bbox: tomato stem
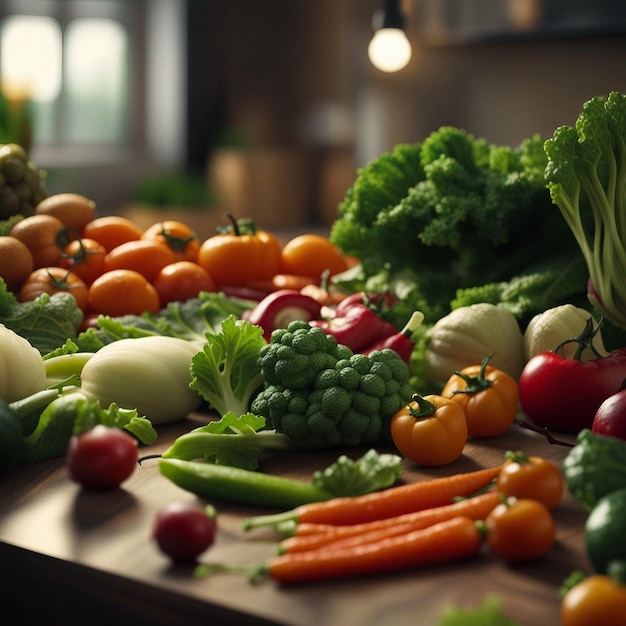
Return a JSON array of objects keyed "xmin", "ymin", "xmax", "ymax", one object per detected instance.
[
  {"xmin": 449, "ymin": 354, "xmax": 494, "ymax": 395},
  {"xmin": 554, "ymin": 316, "xmax": 606, "ymax": 360},
  {"xmin": 407, "ymin": 393, "xmax": 437, "ymax": 418}
]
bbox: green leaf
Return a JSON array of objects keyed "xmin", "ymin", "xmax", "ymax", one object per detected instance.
[
  {"xmin": 190, "ymin": 316, "xmax": 265, "ymax": 418},
  {"xmin": 438, "ymin": 594, "xmax": 524, "ymax": 626},
  {"xmin": 312, "ymin": 448, "xmax": 402, "ymax": 497}
]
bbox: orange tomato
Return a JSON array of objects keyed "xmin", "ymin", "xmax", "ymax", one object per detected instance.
[
  {"xmin": 197, "ymin": 219, "xmax": 281, "ymax": 286},
  {"xmin": 0, "ymin": 236, "xmax": 34, "ymax": 292},
  {"xmin": 390, "ymin": 394, "xmax": 468, "ymax": 466},
  {"xmin": 81, "ymin": 216, "xmax": 144, "ymax": 252},
  {"xmin": 10, "ymin": 214, "xmax": 65, "ymax": 268},
  {"xmin": 88, "ymin": 269, "xmax": 160, "ymax": 316},
  {"xmin": 142, "ymin": 220, "xmax": 200, "ymax": 262},
  {"xmin": 18, "ymin": 266, "xmax": 90, "ymax": 313},
  {"xmin": 104, "ymin": 239, "xmax": 176, "ymax": 282},
  {"xmin": 152, "ymin": 261, "xmax": 216, "ymax": 307},
  {"xmin": 59, "ymin": 237, "xmax": 107, "ymax": 285},
  {"xmin": 441, "ymin": 356, "xmax": 519, "ymax": 437},
  {"xmin": 561, "ymin": 573, "xmax": 626, "ymax": 626},
  {"xmin": 279, "ymin": 234, "xmax": 347, "ymax": 279},
  {"xmin": 485, "ymin": 498, "xmax": 555, "ymax": 562},
  {"xmin": 497, "ymin": 451, "xmax": 564, "ymax": 510}
]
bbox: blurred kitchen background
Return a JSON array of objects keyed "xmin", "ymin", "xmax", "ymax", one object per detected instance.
[{"xmin": 1, "ymin": 0, "xmax": 625, "ymax": 236}]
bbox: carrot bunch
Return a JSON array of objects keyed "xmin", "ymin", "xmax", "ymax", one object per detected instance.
[{"xmin": 240, "ymin": 465, "xmax": 503, "ymax": 585}]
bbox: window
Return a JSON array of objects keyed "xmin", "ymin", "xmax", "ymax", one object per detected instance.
[{"xmin": 0, "ymin": 0, "xmax": 136, "ymax": 164}]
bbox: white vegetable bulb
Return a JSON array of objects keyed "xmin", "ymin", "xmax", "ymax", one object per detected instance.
[
  {"xmin": 0, "ymin": 323, "xmax": 48, "ymax": 403},
  {"xmin": 80, "ymin": 336, "xmax": 203, "ymax": 424}
]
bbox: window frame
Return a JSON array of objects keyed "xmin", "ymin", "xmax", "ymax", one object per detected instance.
[{"xmin": 0, "ymin": 0, "xmax": 149, "ymax": 168}]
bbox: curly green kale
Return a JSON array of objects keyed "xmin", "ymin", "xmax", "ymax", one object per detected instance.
[
  {"xmin": 330, "ymin": 126, "xmax": 583, "ymax": 321},
  {"xmin": 251, "ymin": 321, "xmax": 413, "ymax": 449},
  {"xmin": 544, "ymin": 90, "xmax": 626, "ymax": 329}
]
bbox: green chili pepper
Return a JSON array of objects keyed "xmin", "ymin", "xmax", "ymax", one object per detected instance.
[{"xmin": 159, "ymin": 458, "xmax": 334, "ymax": 509}]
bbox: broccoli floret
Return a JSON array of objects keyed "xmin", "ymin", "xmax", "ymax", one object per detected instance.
[
  {"xmin": 251, "ymin": 324, "xmax": 414, "ymax": 450},
  {"xmin": 544, "ymin": 90, "xmax": 626, "ymax": 329}
]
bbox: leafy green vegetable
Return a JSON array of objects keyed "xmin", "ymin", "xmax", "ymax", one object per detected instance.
[
  {"xmin": 0, "ymin": 278, "xmax": 83, "ymax": 354},
  {"xmin": 562, "ymin": 428, "xmax": 626, "ymax": 510},
  {"xmin": 77, "ymin": 291, "xmax": 256, "ymax": 351},
  {"xmin": 311, "ymin": 447, "xmax": 402, "ymax": 497},
  {"xmin": 438, "ymin": 595, "xmax": 524, "ymax": 626},
  {"xmin": 20, "ymin": 391, "xmax": 157, "ymax": 464},
  {"xmin": 190, "ymin": 316, "xmax": 266, "ymax": 418},
  {"xmin": 544, "ymin": 90, "xmax": 626, "ymax": 329},
  {"xmin": 451, "ymin": 254, "xmax": 590, "ymax": 323},
  {"xmin": 330, "ymin": 126, "xmax": 584, "ymax": 324}
]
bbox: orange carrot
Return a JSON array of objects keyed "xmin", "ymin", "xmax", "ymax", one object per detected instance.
[
  {"xmin": 266, "ymin": 516, "xmax": 483, "ymax": 585},
  {"xmin": 279, "ymin": 490, "xmax": 500, "ymax": 554},
  {"xmin": 241, "ymin": 465, "xmax": 502, "ymax": 532}
]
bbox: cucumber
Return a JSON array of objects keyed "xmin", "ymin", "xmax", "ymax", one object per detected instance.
[
  {"xmin": 585, "ymin": 486, "xmax": 626, "ymax": 574},
  {"xmin": 0, "ymin": 398, "xmax": 24, "ymax": 474}
]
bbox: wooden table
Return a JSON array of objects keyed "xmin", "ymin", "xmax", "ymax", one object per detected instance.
[{"xmin": 0, "ymin": 414, "xmax": 589, "ymax": 626}]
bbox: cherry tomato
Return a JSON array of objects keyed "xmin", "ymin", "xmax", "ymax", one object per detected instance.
[
  {"xmin": 152, "ymin": 502, "xmax": 217, "ymax": 563},
  {"xmin": 10, "ymin": 213, "xmax": 65, "ymax": 268},
  {"xmin": 485, "ymin": 497, "xmax": 555, "ymax": 562},
  {"xmin": 81, "ymin": 215, "xmax": 144, "ymax": 252},
  {"xmin": 142, "ymin": 220, "xmax": 200, "ymax": 262},
  {"xmin": 66, "ymin": 425, "xmax": 138, "ymax": 490},
  {"xmin": 441, "ymin": 356, "xmax": 518, "ymax": 437},
  {"xmin": 18, "ymin": 266, "xmax": 90, "ymax": 313},
  {"xmin": 152, "ymin": 261, "xmax": 216, "ymax": 307},
  {"xmin": 59, "ymin": 237, "xmax": 107, "ymax": 285},
  {"xmin": 89, "ymin": 269, "xmax": 160, "ymax": 316},
  {"xmin": 279, "ymin": 234, "xmax": 347, "ymax": 278},
  {"xmin": 561, "ymin": 572, "xmax": 626, "ymax": 626},
  {"xmin": 390, "ymin": 393, "xmax": 468, "ymax": 466},
  {"xmin": 105, "ymin": 239, "xmax": 176, "ymax": 282},
  {"xmin": 497, "ymin": 451, "xmax": 564, "ymax": 509},
  {"xmin": 197, "ymin": 218, "xmax": 281, "ymax": 286}
]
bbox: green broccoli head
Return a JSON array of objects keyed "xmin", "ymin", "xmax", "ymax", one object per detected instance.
[{"xmin": 252, "ymin": 336, "xmax": 413, "ymax": 449}]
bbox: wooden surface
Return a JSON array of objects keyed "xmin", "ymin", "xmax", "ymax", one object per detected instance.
[{"xmin": 0, "ymin": 413, "xmax": 589, "ymax": 626}]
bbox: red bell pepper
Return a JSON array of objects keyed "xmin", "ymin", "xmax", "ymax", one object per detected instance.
[
  {"xmin": 334, "ymin": 290, "xmax": 397, "ymax": 317},
  {"xmin": 309, "ymin": 302, "xmax": 395, "ymax": 352},
  {"xmin": 363, "ymin": 311, "xmax": 424, "ymax": 364},
  {"xmin": 519, "ymin": 318, "xmax": 626, "ymax": 433},
  {"xmin": 246, "ymin": 289, "xmax": 322, "ymax": 341}
]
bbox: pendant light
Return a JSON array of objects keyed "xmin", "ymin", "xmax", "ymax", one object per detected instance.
[{"xmin": 368, "ymin": 0, "xmax": 412, "ymax": 73}]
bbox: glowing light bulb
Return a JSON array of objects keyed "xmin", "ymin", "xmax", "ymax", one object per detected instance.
[{"xmin": 368, "ymin": 27, "xmax": 412, "ymax": 72}]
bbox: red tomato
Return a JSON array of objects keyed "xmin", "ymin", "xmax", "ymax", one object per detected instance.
[
  {"xmin": 152, "ymin": 502, "xmax": 217, "ymax": 563},
  {"xmin": 152, "ymin": 261, "xmax": 216, "ymax": 307},
  {"xmin": 519, "ymin": 349, "xmax": 626, "ymax": 433},
  {"xmin": 66, "ymin": 425, "xmax": 138, "ymax": 490}
]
